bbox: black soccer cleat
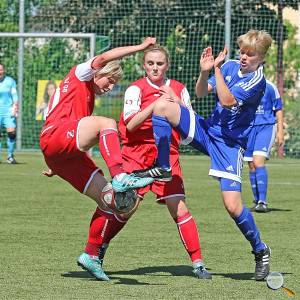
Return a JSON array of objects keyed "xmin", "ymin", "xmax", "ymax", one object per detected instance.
[
  {"xmin": 134, "ymin": 166, "xmax": 172, "ymax": 182},
  {"xmin": 253, "ymin": 245, "xmax": 271, "ymax": 281}
]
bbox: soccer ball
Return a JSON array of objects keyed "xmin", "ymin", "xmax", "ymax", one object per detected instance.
[{"xmin": 101, "ymin": 183, "xmax": 138, "ymax": 214}]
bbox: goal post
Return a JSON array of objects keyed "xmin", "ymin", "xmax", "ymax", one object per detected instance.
[{"xmin": 0, "ymin": 32, "xmax": 96, "ymax": 151}]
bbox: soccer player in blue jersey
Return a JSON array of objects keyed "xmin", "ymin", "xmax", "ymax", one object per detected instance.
[
  {"xmin": 244, "ymin": 80, "xmax": 284, "ymax": 213},
  {"xmin": 136, "ymin": 30, "xmax": 273, "ymax": 281},
  {"xmin": 0, "ymin": 63, "xmax": 18, "ymax": 164}
]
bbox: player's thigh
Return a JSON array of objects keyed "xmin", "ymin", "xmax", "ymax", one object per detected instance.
[
  {"xmin": 3, "ymin": 116, "xmax": 16, "ymax": 131},
  {"xmin": 177, "ymin": 106, "xmax": 210, "ymax": 154},
  {"xmin": 77, "ymin": 116, "xmax": 117, "ymax": 151},
  {"xmin": 41, "ymin": 120, "xmax": 80, "ymax": 158},
  {"xmin": 209, "ymin": 141, "xmax": 244, "ymax": 183}
]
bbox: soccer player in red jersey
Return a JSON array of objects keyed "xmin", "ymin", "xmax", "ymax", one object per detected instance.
[
  {"xmin": 40, "ymin": 38, "xmax": 156, "ymax": 280},
  {"xmin": 82, "ymin": 44, "xmax": 211, "ymax": 280}
]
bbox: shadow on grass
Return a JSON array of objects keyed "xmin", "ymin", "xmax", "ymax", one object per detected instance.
[
  {"xmin": 62, "ymin": 265, "xmax": 199, "ymax": 285},
  {"xmin": 249, "ymin": 207, "xmax": 292, "ymax": 212},
  {"xmin": 215, "ymin": 271, "xmax": 293, "ymax": 281}
]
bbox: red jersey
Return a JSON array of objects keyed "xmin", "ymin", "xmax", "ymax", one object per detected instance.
[
  {"xmin": 44, "ymin": 58, "xmax": 98, "ymax": 127},
  {"xmin": 119, "ymin": 77, "xmax": 192, "ymax": 149}
]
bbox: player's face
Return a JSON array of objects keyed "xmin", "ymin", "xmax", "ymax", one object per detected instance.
[
  {"xmin": 143, "ymin": 51, "xmax": 169, "ymax": 85},
  {"xmin": 239, "ymin": 48, "xmax": 264, "ymax": 74},
  {"xmin": 93, "ymin": 75, "xmax": 117, "ymax": 95},
  {"xmin": 0, "ymin": 65, "xmax": 5, "ymax": 80}
]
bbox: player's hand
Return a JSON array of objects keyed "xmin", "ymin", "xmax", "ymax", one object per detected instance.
[
  {"xmin": 11, "ymin": 103, "xmax": 18, "ymax": 117},
  {"xmin": 42, "ymin": 169, "xmax": 56, "ymax": 177},
  {"xmin": 141, "ymin": 37, "xmax": 156, "ymax": 49},
  {"xmin": 214, "ymin": 46, "xmax": 227, "ymax": 69},
  {"xmin": 200, "ymin": 46, "xmax": 214, "ymax": 72},
  {"xmin": 159, "ymin": 85, "xmax": 180, "ymax": 103}
]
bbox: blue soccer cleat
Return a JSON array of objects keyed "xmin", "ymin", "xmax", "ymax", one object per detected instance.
[
  {"xmin": 112, "ymin": 173, "xmax": 154, "ymax": 193},
  {"xmin": 77, "ymin": 253, "xmax": 109, "ymax": 281}
]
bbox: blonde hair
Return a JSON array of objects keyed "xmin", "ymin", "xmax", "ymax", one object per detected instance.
[
  {"xmin": 143, "ymin": 44, "xmax": 170, "ymax": 64},
  {"xmin": 237, "ymin": 30, "xmax": 273, "ymax": 57},
  {"xmin": 95, "ymin": 60, "xmax": 123, "ymax": 81}
]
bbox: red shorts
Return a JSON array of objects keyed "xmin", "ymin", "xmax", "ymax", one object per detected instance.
[
  {"xmin": 122, "ymin": 143, "xmax": 185, "ymax": 203},
  {"xmin": 40, "ymin": 120, "xmax": 103, "ymax": 193}
]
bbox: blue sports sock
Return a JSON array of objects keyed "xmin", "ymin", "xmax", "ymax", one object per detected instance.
[
  {"xmin": 249, "ymin": 171, "xmax": 258, "ymax": 202},
  {"xmin": 256, "ymin": 166, "xmax": 268, "ymax": 204},
  {"xmin": 152, "ymin": 115, "xmax": 171, "ymax": 169},
  {"xmin": 7, "ymin": 135, "xmax": 16, "ymax": 158},
  {"xmin": 233, "ymin": 206, "xmax": 265, "ymax": 252}
]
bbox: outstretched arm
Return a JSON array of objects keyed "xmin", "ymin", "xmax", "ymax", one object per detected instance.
[
  {"xmin": 195, "ymin": 46, "xmax": 214, "ymax": 97},
  {"xmin": 91, "ymin": 37, "xmax": 156, "ymax": 69}
]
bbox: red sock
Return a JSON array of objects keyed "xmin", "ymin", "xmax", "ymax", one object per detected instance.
[
  {"xmin": 84, "ymin": 207, "xmax": 127, "ymax": 256},
  {"xmin": 174, "ymin": 212, "xmax": 202, "ymax": 263},
  {"xmin": 99, "ymin": 128, "xmax": 124, "ymax": 177}
]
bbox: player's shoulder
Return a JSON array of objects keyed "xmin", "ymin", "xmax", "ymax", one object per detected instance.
[
  {"xmin": 5, "ymin": 76, "xmax": 16, "ymax": 83},
  {"xmin": 127, "ymin": 77, "xmax": 146, "ymax": 89},
  {"xmin": 266, "ymin": 79, "xmax": 277, "ymax": 90},
  {"xmin": 169, "ymin": 78, "xmax": 185, "ymax": 89},
  {"xmin": 223, "ymin": 59, "xmax": 240, "ymax": 68},
  {"xmin": 265, "ymin": 79, "xmax": 280, "ymax": 97}
]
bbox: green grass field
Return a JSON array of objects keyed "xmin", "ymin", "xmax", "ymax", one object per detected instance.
[{"xmin": 0, "ymin": 152, "xmax": 299, "ymax": 300}]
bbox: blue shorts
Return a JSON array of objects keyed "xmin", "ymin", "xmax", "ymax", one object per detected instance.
[
  {"xmin": 178, "ymin": 106, "xmax": 244, "ymax": 188},
  {"xmin": 0, "ymin": 115, "xmax": 16, "ymax": 129},
  {"xmin": 244, "ymin": 124, "xmax": 276, "ymax": 161}
]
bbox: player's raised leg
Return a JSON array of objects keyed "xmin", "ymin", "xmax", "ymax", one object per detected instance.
[{"xmin": 78, "ymin": 116, "xmax": 154, "ymax": 192}]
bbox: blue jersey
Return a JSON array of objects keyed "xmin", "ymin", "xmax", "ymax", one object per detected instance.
[
  {"xmin": 207, "ymin": 60, "xmax": 266, "ymax": 149},
  {"xmin": 0, "ymin": 76, "xmax": 18, "ymax": 116},
  {"xmin": 253, "ymin": 80, "xmax": 282, "ymax": 126}
]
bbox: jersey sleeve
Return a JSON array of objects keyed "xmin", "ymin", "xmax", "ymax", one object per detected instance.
[
  {"xmin": 123, "ymin": 85, "xmax": 141, "ymax": 122},
  {"xmin": 11, "ymin": 79, "xmax": 18, "ymax": 103},
  {"xmin": 269, "ymin": 82, "xmax": 283, "ymax": 111},
  {"xmin": 75, "ymin": 57, "xmax": 98, "ymax": 81},
  {"xmin": 230, "ymin": 67, "xmax": 265, "ymax": 106},
  {"xmin": 207, "ymin": 60, "xmax": 232, "ymax": 90},
  {"xmin": 181, "ymin": 87, "xmax": 193, "ymax": 110}
]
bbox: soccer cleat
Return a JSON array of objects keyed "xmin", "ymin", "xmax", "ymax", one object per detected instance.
[
  {"xmin": 254, "ymin": 202, "xmax": 270, "ymax": 213},
  {"xmin": 112, "ymin": 173, "xmax": 154, "ymax": 193},
  {"xmin": 7, "ymin": 156, "xmax": 17, "ymax": 164},
  {"xmin": 77, "ymin": 253, "xmax": 109, "ymax": 281},
  {"xmin": 252, "ymin": 245, "xmax": 271, "ymax": 281},
  {"xmin": 134, "ymin": 166, "xmax": 172, "ymax": 182},
  {"xmin": 193, "ymin": 262, "xmax": 212, "ymax": 279}
]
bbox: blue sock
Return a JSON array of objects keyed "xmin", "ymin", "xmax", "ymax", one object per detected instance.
[
  {"xmin": 233, "ymin": 206, "xmax": 265, "ymax": 252},
  {"xmin": 7, "ymin": 135, "xmax": 16, "ymax": 158},
  {"xmin": 249, "ymin": 171, "xmax": 258, "ymax": 202},
  {"xmin": 256, "ymin": 166, "xmax": 268, "ymax": 204},
  {"xmin": 152, "ymin": 115, "xmax": 171, "ymax": 169}
]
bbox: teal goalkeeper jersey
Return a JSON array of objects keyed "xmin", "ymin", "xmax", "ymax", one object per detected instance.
[{"xmin": 0, "ymin": 76, "xmax": 18, "ymax": 116}]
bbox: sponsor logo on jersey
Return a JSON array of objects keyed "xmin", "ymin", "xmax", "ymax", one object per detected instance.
[
  {"xmin": 66, "ymin": 129, "xmax": 75, "ymax": 139},
  {"xmin": 262, "ymin": 147, "xmax": 267, "ymax": 151}
]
